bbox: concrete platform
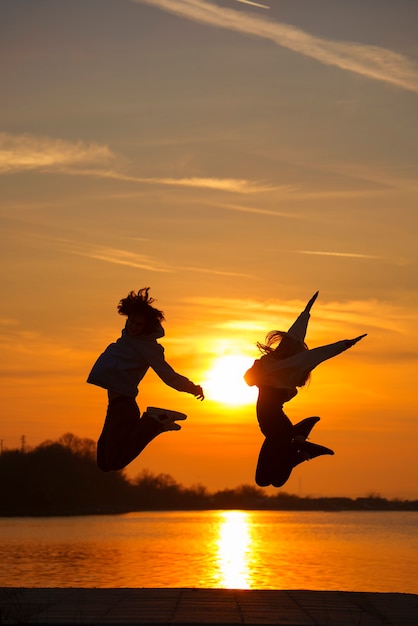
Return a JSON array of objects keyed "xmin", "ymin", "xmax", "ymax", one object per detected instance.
[{"xmin": 1, "ymin": 588, "xmax": 417, "ymax": 625}]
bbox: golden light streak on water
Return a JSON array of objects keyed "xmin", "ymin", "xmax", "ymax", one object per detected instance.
[{"xmin": 216, "ymin": 510, "xmax": 252, "ymax": 589}]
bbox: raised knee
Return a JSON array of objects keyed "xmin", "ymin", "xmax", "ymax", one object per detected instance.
[{"xmin": 255, "ymin": 474, "xmax": 271, "ymax": 487}]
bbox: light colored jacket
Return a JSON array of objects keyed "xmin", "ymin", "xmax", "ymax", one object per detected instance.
[
  {"xmin": 87, "ymin": 323, "xmax": 197, "ymax": 398},
  {"xmin": 244, "ymin": 339, "xmax": 354, "ymax": 393},
  {"xmin": 244, "ymin": 292, "xmax": 358, "ymax": 396}
]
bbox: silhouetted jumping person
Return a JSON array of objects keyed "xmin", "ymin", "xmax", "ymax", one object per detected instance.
[
  {"xmin": 244, "ymin": 292, "xmax": 366, "ymax": 487},
  {"xmin": 87, "ymin": 288, "xmax": 204, "ymax": 471}
]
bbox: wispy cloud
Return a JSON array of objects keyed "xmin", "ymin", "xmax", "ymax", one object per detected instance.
[
  {"xmin": 61, "ymin": 167, "xmax": 275, "ymax": 193},
  {"xmin": 34, "ymin": 236, "xmax": 253, "ymax": 278},
  {"xmin": 141, "ymin": 176, "xmax": 274, "ymax": 193},
  {"xmin": 296, "ymin": 250, "xmax": 381, "ymax": 260},
  {"xmin": 215, "ymin": 201, "xmax": 305, "ymax": 219},
  {"xmin": 294, "ymin": 158, "xmax": 418, "ymax": 195},
  {"xmin": 184, "ymin": 294, "xmax": 418, "ymax": 342},
  {"xmin": 175, "ymin": 264, "xmax": 252, "ymax": 277},
  {"xmin": 54, "ymin": 239, "xmax": 174, "ymax": 273},
  {"xmin": 0, "ymin": 132, "xmax": 114, "ymax": 173},
  {"xmin": 0, "ymin": 318, "xmax": 19, "ymax": 328},
  {"xmin": 295, "ymin": 249, "xmax": 411, "ymax": 267},
  {"xmin": 0, "ymin": 132, "xmax": 270, "ymax": 193},
  {"xmin": 134, "ymin": 0, "xmax": 418, "ymax": 93},
  {"xmin": 233, "ymin": 0, "xmax": 269, "ymax": 9},
  {"xmin": 0, "ymin": 325, "xmax": 91, "ymax": 376}
]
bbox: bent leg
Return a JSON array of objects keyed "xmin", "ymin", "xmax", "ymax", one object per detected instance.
[
  {"xmin": 256, "ymin": 386, "xmax": 294, "ymax": 438},
  {"xmin": 255, "ymin": 437, "xmax": 295, "ymax": 487},
  {"xmin": 255, "ymin": 386, "xmax": 296, "ymax": 487},
  {"xmin": 97, "ymin": 397, "xmax": 163, "ymax": 472}
]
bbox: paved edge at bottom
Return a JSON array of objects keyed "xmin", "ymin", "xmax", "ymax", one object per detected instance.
[{"xmin": 0, "ymin": 588, "xmax": 417, "ymax": 626}]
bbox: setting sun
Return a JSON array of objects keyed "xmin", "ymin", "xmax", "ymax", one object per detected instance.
[{"xmin": 203, "ymin": 355, "xmax": 258, "ymax": 406}]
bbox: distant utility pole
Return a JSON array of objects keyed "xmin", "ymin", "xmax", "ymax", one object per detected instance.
[{"xmin": 21, "ymin": 435, "xmax": 26, "ymax": 452}]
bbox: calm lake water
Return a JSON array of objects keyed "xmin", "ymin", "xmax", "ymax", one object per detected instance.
[{"xmin": 0, "ymin": 510, "xmax": 417, "ymax": 593}]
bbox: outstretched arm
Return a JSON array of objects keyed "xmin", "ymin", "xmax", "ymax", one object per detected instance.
[
  {"xmin": 142, "ymin": 342, "xmax": 205, "ymax": 399},
  {"xmin": 261, "ymin": 334, "xmax": 368, "ymax": 380},
  {"xmin": 304, "ymin": 334, "xmax": 367, "ymax": 370},
  {"xmin": 345, "ymin": 334, "xmax": 367, "ymax": 348},
  {"xmin": 304, "ymin": 291, "xmax": 319, "ymax": 314},
  {"xmin": 287, "ymin": 291, "xmax": 319, "ymax": 342}
]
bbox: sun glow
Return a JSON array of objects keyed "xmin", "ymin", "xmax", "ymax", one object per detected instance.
[{"xmin": 203, "ymin": 355, "xmax": 258, "ymax": 406}]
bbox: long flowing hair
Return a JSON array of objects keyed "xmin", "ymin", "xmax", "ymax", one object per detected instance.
[{"xmin": 257, "ymin": 330, "xmax": 311, "ymax": 386}]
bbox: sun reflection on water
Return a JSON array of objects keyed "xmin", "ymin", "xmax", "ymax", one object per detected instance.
[
  {"xmin": 216, "ymin": 510, "xmax": 252, "ymax": 589},
  {"xmin": 0, "ymin": 512, "xmax": 417, "ymax": 591}
]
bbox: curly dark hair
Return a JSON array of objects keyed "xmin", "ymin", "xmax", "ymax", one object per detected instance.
[{"xmin": 117, "ymin": 288, "xmax": 165, "ymax": 332}]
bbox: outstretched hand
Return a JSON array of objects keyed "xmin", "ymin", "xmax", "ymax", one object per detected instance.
[
  {"xmin": 346, "ymin": 334, "xmax": 367, "ymax": 347},
  {"xmin": 304, "ymin": 291, "xmax": 319, "ymax": 313},
  {"xmin": 193, "ymin": 385, "xmax": 205, "ymax": 401}
]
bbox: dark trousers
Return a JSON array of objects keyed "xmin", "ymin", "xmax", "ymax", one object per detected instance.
[
  {"xmin": 255, "ymin": 386, "xmax": 303, "ymax": 488},
  {"xmin": 97, "ymin": 397, "xmax": 163, "ymax": 472}
]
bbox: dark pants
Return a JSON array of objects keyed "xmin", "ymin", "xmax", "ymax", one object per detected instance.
[
  {"xmin": 255, "ymin": 386, "xmax": 303, "ymax": 488},
  {"xmin": 97, "ymin": 397, "xmax": 163, "ymax": 472}
]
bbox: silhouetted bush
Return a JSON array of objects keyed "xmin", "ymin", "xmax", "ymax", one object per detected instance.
[
  {"xmin": 0, "ymin": 434, "xmax": 417, "ymax": 515},
  {"xmin": 0, "ymin": 434, "xmax": 131, "ymax": 515}
]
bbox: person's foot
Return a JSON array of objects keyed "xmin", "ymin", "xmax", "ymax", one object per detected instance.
[
  {"xmin": 292, "ymin": 416, "xmax": 320, "ymax": 442},
  {"xmin": 298, "ymin": 440, "xmax": 334, "ymax": 460},
  {"xmin": 146, "ymin": 407, "xmax": 187, "ymax": 431}
]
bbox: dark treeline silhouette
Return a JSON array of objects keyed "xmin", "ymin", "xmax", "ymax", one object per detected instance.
[{"xmin": 0, "ymin": 434, "xmax": 417, "ymax": 516}]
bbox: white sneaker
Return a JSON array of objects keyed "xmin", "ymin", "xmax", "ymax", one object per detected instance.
[
  {"xmin": 146, "ymin": 407, "xmax": 187, "ymax": 421},
  {"xmin": 146, "ymin": 407, "xmax": 187, "ymax": 431}
]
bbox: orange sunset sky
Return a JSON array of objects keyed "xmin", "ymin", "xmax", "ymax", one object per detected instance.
[{"xmin": 2, "ymin": 0, "xmax": 418, "ymax": 499}]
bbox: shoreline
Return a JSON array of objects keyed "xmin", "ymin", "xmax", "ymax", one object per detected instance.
[{"xmin": 2, "ymin": 502, "xmax": 418, "ymax": 517}]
